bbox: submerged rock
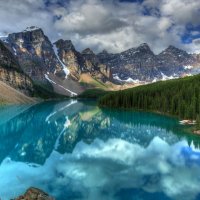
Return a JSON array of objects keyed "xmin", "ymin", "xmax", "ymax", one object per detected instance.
[{"xmin": 15, "ymin": 187, "xmax": 55, "ymax": 200}]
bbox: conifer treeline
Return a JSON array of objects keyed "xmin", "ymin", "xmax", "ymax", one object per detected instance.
[{"xmin": 99, "ymin": 74, "xmax": 200, "ymax": 120}]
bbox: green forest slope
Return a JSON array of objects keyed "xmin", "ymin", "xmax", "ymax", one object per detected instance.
[{"xmin": 99, "ymin": 74, "xmax": 200, "ymax": 120}]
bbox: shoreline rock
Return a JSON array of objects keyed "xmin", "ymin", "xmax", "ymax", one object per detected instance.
[
  {"xmin": 14, "ymin": 187, "xmax": 55, "ymax": 200},
  {"xmin": 179, "ymin": 119, "xmax": 196, "ymax": 125}
]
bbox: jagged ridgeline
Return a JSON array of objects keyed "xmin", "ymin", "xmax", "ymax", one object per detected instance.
[
  {"xmin": 99, "ymin": 74, "xmax": 200, "ymax": 120},
  {"xmin": 1, "ymin": 26, "xmax": 200, "ymax": 102}
]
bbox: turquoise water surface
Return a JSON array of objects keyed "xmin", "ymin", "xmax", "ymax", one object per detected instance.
[{"xmin": 0, "ymin": 100, "xmax": 200, "ymax": 200}]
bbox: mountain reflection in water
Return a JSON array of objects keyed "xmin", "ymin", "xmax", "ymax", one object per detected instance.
[{"xmin": 0, "ymin": 100, "xmax": 200, "ymax": 200}]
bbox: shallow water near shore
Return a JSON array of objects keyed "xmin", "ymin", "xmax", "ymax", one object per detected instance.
[{"xmin": 0, "ymin": 100, "xmax": 200, "ymax": 200}]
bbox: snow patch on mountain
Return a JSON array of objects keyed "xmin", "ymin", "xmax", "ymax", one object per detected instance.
[
  {"xmin": 44, "ymin": 74, "xmax": 57, "ymax": 85},
  {"xmin": 57, "ymin": 84, "xmax": 77, "ymax": 97},
  {"xmin": 114, "ymin": 72, "xmax": 183, "ymax": 85},
  {"xmin": 152, "ymin": 78, "xmax": 158, "ymax": 83},
  {"xmin": 124, "ymin": 78, "xmax": 141, "ymax": 84},
  {"xmin": 12, "ymin": 47, "xmax": 17, "ymax": 55},
  {"xmin": 23, "ymin": 26, "xmax": 40, "ymax": 32},
  {"xmin": 53, "ymin": 44, "xmax": 69, "ymax": 78},
  {"xmin": 16, "ymin": 38, "xmax": 24, "ymax": 48},
  {"xmin": 45, "ymin": 74, "xmax": 77, "ymax": 97},
  {"xmin": 184, "ymin": 65, "xmax": 193, "ymax": 70},
  {"xmin": 161, "ymin": 73, "xmax": 179, "ymax": 81},
  {"xmin": 113, "ymin": 74, "xmax": 142, "ymax": 84}
]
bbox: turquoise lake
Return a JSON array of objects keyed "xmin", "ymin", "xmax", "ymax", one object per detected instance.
[{"xmin": 0, "ymin": 100, "xmax": 200, "ymax": 200}]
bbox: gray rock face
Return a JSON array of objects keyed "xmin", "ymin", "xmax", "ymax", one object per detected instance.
[
  {"xmin": 0, "ymin": 40, "xmax": 19, "ymax": 69},
  {"xmin": 54, "ymin": 39, "xmax": 86, "ymax": 80},
  {"xmin": 5, "ymin": 27, "xmax": 62, "ymax": 83},
  {"xmin": 97, "ymin": 44, "xmax": 200, "ymax": 82},
  {"xmin": 54, "ymin": 39, "xmax": 111, "ymax": 82},
  {"xmin": 81, "ymin": 48, "xmax": 111, "ymax": 81},
  {"xmin": 157, "ymin": 45, "xmax": 196, "ymax": 75},
  {"xmin": 0, "ymin": 40, "xmax": 34, "ymax": 96},
  {"xmin": 54, "ymin": 39, "xmax": 75, "ymax": 51},
  {"xmin": 97, "ymin": 43, "xmax": 160, "ymax": 81}
]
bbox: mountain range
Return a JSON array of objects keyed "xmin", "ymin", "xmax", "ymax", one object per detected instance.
[{"xmin": 0, "ymin": 26, "xmax": 200, "ymax": 102}]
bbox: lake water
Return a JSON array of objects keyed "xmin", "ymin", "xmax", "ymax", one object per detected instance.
[{"xmin": 0, "ymin": 100, "xmax": 200, "ymax": 200}]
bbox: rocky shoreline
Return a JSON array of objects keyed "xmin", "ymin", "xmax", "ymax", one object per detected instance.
[
  {"xmin": 179, "ymin": 119, "xmax": 196, "ymax": 125},
  {"xmin": 193, "ymin": 130, "xmax": 200, "ymax": 135},
  {"xmin": 14, "ymin": 188, "xmax": 54, "ymax": 200}
]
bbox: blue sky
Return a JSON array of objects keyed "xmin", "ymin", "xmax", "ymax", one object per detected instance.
[{"xmin": 0, "ymin": 0, "xmax": 199, "ymax": 53}]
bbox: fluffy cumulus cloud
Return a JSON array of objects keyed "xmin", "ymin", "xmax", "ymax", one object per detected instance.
[
  {"xmin": 0, "ymin": 0, "xmax": 55, "ymax": 39},
  {"xmin": 0, "ymin": 0, "xmax": 199, "ymax": 53}
]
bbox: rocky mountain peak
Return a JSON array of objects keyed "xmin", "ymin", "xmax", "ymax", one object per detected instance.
[
  {"xmin": 121, "ymin": 43, "xmax": 154, "ymax": 58},
  {"xmin": 167, "ymin": 45, "xmax": 179, "ymax": 52},
  {"xmin": 52, "ymin": 40, "xmax": 111, "ymax": 82},
  {"xmin": 159, "ymin": 45, "xmax": 191, "ymax": 64},
  {"xmin": 82, "ymin": 48, "xmax": 95, "ymax": 55},
  {"xmin": 4, "ymin": 27, "xmax": 44, "ymax": 43},
  {"xmin": 6, "ymin": 27, "xmax": 47, "ymax": 48},
  {"xmin": 97, "ymin": 49, "xmax": 115, "ymax": 64},
  {"xmin": 139, "ymin": 43, "xmax": 150, "ymax": 48},
  {"xmin": 161, "ymin": 45, "xmax": 187, "ymax": 55},
  {"xmin": 100, "ymin": 49, "xmax": 109, "ymax": 54},
  {"xmin": 166, "ymin": 45, "xmax": 179, "ymax": 50},
  {"xmin": 54, "ymin": 39, "xmax": 75, "ymax": 51},
  {"xmin": 137, "ymin": 43, "xmax": 153, "ymax": 53},
  {"xmin": 3, "ymin": 27, "xmax": 63, "ymax": 82},
  {"xmin": 157, "ymin": 45, "xmax": 197, "ymax": 76}
]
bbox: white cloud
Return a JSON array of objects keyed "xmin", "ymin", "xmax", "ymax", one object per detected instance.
[
  {"xmin": 0, "ymin": 0, "xmax": 55, "ymax": 38},
  {"xmin": 160, "ymin": 0, "xmax": 200, "ymax": 25},
  {"xmin": 0, "ymin": 0, "xmax": 199, "ymax": 53},
  {"xmin": 54, "ymin": 0, "xmax": 128, "ymax": 35},
  {"xmin": 185, "ymin": 38, "xmax": 200, "ymax": 54}
]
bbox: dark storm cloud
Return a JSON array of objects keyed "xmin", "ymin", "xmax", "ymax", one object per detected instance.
[{"xmin": 0, "ymin": 0, "xmax": 199, "ymax": 53}]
